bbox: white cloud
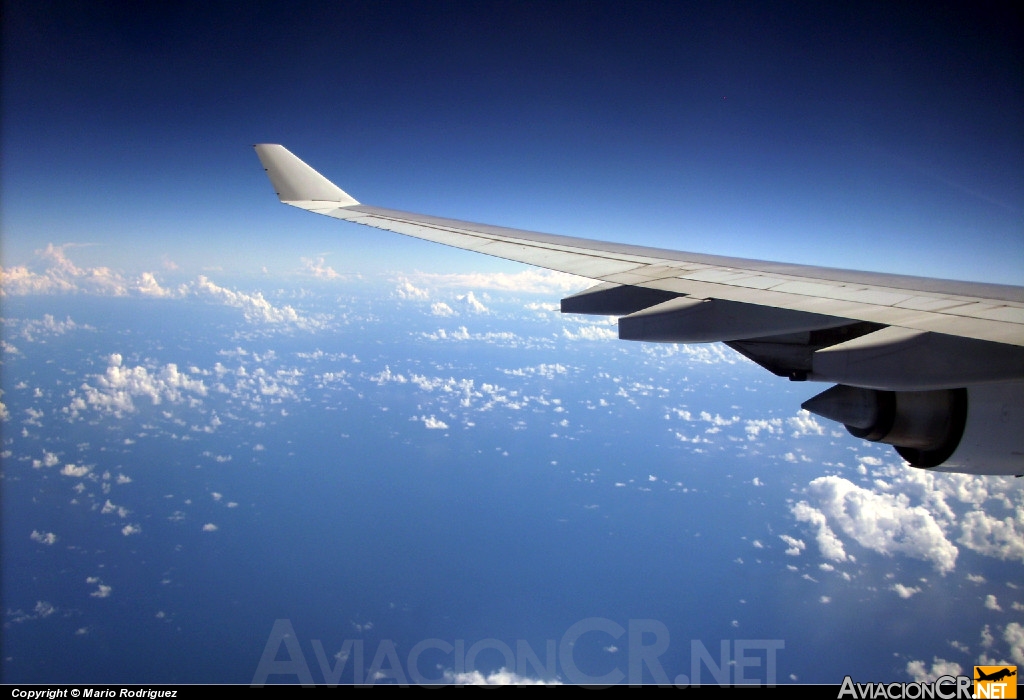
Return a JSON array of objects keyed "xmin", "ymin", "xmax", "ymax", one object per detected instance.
[
  {"xmin": 701, "ymin": 411, "xmax": 739, "ymax": 427},
  {"xmin": 67, "ymin": 354, "xmax": 208, "ymax": 419},
  {"xmin": 984, "ymin": 594, "xmax": 1002, "ymax": 611},
  {"xmin": 562, "ymin": 325, "xmax": 616, "ymax": 341},
  {"xmin": 431, "ymin": 302, "xmax": 456, "ymax": 317},
  {"xmin": 788, "ymin": 410, "xmax": 824, "ymax": 437},
  {"xmin": 369, "ymin": 366, "xmax": 407, "ymax": 385},
  {"xmin": 18, "ymin": 314, "xmax": 91, "ymax": 341},
  {"xmin": 456, "ymin": 291, "xmax": 489, "ymax": 313},
  {"xmin": 121, "ymin": 524, "xmax": 142, "ymax": 536},
  {"xmin": 191, "ymin": 276, "xmax": 311, "ymax": 326},
  {"xmin": 421, "ymin": 415, "xmax": 449, "ymax": 430},
  {"xmin": 0, "ymin": 246, "xmax": 333, "ymax": 330},
  {"xmin": 90, "ymin": 584, "xmax": 113, "ymax": 598},
  {"xmin": 100, "ymin": 499, "xmax": 129, "ymax": 518},
  {"xmin": 301, "ymin": 256, "xmax": 341, "ymax": 280},
  {"xmin": 1, "ymin": 244, "xmax": 126, "ymax": 296},
  {"xmin": 133, "ymin": 272, "xmax": 175, "ymax": 297},
  {"xmin": 32, "ymin": 451, "xmax": 60, "ymax": 469},
  {"xmin": 1005, "ymin": 622, "xmax": 1024, "ymax": 665},
  {"xmin": 795, "ymin": 476, "xmax": 958, "ymax": 574},
  {"xmin": 779, "ymin": 535, "xmax": 806, "ymax": 556},
  {"xmin": 202, "ymin": 523, "xmax": 219, "ymax": 532},
  {"xmin": 34, "ymin": 601, "xmax": 56, "ymax": 618},
  {"xmin": 905, "ymin": 658, "xmax": 962, "ymax": 682},
  {"xmin": 421, "ymin": 326, "xmax": 520, "ymax": 345},
  {"xmin": 502, "ymin": 363, "xmax": 568, "ymax": 380},
  {"xmin": 891, "ymin": 583, "xmax": 922, "ymax": 598},
  {"xmin": 30, "ymin": 530, "xmax": 57, "ymax": 545},
  {"xmin": 641, "ymin": 342, "xmax": 739, "ymax": 366},
  {"xmin": 61, "ymin": 463, "xmax": 91, "ymax": 477},
  {"xmin": 442, "ymin": 668, "xmax": 561, "ymax": 685},
  {"xmin": 958, "ymin": 509, "xmax": 1024, "ymax": 563},
  {"xmin": 394, "ymin": 279, "xmax": 430, "ymax": 300},
  {"xmin": 0, "ymin": 244, "xmax": 188, "ymax": 299},
  {"xmin": 791, "ymin": 502, "xmax": 848, "ymax": 563},
  {"xmin": 745, "ymin": 418, "xmax": 783, "ymax": 440}
]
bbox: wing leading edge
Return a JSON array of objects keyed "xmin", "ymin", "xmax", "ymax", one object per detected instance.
[{"xmin": 254, "ymin": 144, "xmax": 1024, "ymax": 475}]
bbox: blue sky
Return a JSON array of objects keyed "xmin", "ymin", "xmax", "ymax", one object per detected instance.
[{"xmin": 3, "ymin": 1, "xmax": 1021, "ymax": 283}]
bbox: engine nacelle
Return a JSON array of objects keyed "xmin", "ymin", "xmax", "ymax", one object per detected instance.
[{"xmin": 802, "ymin": 382, "xmax": 1024, "ymax": 476}]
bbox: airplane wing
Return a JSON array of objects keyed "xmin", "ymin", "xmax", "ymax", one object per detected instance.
[{"xmin": 254, "ymin": 144, "xmax": 1024, "ymax": 476}]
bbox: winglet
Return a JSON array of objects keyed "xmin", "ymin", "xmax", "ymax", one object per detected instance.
[{"xmin": 253, "ymin": 144, "xmax": 359, "ymax": 206}]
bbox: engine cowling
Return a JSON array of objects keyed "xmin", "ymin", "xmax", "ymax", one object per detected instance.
[{"xmin": 802, "ymin": 382, "xmax": 1024, "ymax": 475}]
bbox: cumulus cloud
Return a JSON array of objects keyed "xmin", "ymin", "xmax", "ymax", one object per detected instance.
[
  {"xmin": 745, "ymin": 418, "xmax": 783, "ymax": 440},
  {"xmin": 1, "ymin": 244, "xmax": 129, "ymax": 296},
  {"xmin": 562, "ymin": 325, "xmax": 616, "ymax": 341},
  {"xmin": 1, "ymin": 245, "xmax": 330, "ymax": 330},
  {"xmin": 641, "ymin": 342, "xmax": 739, "ymax": 366},
  {"xmin": 1006, "ymin": 622, "xmax": 1024, "ymax": 665},
  {"xmin": 791, "ymin": 502, "xmax": 848, "ymax": 563},
  {"xmin": 442, "ymin": 668, "xmax": 561, "ymax": 685},
  {"xmin": 34, "ymin": 601, "xmax": 56, "ymax": 618},
  {"xmin": 905, "ymin": 658, "xmax": 962, "ymax": 682},
  {"xmin": 18, "ymin": 314, "xmax": 91, "ymax": 342},
  {"xmin": 788, "ymin": 410, "xmax": 824, "ymax": 437},
  {"xmin": 421, "ymin": 326, "xmax": 520, "ymax": 345},
  {"xmin": 67, "ymin": 354, "xmax": 208, "ymax": 419},
  {"xmin": 101, "ymin": 499, "xmax": 130, "ymax": 518},
  {"xmin": 91, "ymin": 584, "xmax": 113, "ymax": 598},
  {"xmin": 891, "ymin": 584, "xmax": 922, "ymax": 598},
  {"xmin": 455, "ymin": 291, "xmax": 489, "ymax": 313},
  {"xmin": 779, "ymin": 535, "xmax": 806, "ymax": 556},
  {"xmin": 502, "ymin": 363, "xmax": 568, "ymax": 380},
  {"xmin": 431, "ymin": 302, "xmax": 456, "ymax": 317},
  {"xmin": 301, "ymin": 256, "xmax": 342, "ymax": 280},
  {"xmin": 794, "ymin": 476, "xmax": 958, "ymax": 574},
  {"xmin": 394, "ymin": 279, "xmax": 430, "ymax": 300},
  {"xmin": 30, "ymin": 530, "xmax": 57, "ymax": 545},
  {"xmin": 202, "ymin": 523, "xmax": 219, "ymax": 532},
  {"xmin": 421, "ymin": 415, "xmax": 449, "ymax": 430},
  {"xmin": 191, "ymin": 276, "xmax": 308, "ymax": 325},
  {"xmin": 61, "ymin": 463, "xmax": 91, "ymax": 477},
  {"xmin": 984, "ymin": 595, "xmax": 1002, "ymax": 611},
  {"xmin": 132, "ymin": 272, "xmax": 175, "ymax": 297},
  {"xmin": 32, "ymin": 451, "xmax": 60, "ymax": 469},
  {"xmin": 369, "ymin": 366, "xmax": 407, "ymax": 385},
  {"xmin": 958, "ymin": 509, "xmax": 1024, "ymax": 563}
]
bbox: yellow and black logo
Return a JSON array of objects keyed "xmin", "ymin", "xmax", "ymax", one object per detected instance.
[{"xmin": 974, "ymin": 666, "xmax": 1017, "ymax": 699}]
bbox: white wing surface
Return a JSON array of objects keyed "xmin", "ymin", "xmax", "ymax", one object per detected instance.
[{"xmin": 254, "ymin": 144, "xmax": 1024, "ymax": 475}]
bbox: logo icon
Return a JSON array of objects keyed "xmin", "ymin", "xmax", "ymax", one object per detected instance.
[{"xmin": 974, "ymin": 666, "xmax": 1017, "ymax": 699}]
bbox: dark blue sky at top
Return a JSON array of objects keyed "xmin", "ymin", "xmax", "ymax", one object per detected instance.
[{"xmin": 3, "ymin": 1, "xmax": 1022, "ymax": 281}]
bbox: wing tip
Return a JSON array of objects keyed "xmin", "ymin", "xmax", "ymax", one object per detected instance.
[{"xmin": 254, "ymin": 144, "xmax": 359, "ymax": 206}]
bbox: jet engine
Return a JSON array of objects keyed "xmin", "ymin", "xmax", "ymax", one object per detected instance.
[{"xmin": 803, "ymin": 382, "xmax": 1024, "ymax": 475}]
